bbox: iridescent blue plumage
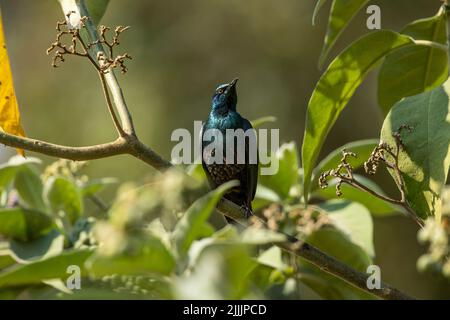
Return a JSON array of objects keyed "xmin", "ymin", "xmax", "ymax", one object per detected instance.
[{"xmin": 201, "ymin": 79, "xmax": 258, "ymax": 222}]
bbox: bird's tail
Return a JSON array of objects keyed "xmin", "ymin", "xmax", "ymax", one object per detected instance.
[{"xmin": 223, "ymin": 195, "xmax": 253, "ymax": 224}]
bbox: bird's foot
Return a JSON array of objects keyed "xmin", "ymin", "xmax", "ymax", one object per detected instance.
[{"xmin": 241, "ymin": 205, "xmax": 253, "ymax": 219}]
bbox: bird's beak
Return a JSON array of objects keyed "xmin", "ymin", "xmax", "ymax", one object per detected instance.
[{"xmin": 225, "ymin": 78, "xmax": 239, "ymax": 96}]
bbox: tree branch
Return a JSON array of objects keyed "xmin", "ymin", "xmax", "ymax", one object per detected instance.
[
  {"xmin": 278, "ymin": 241, "xmax": 412, "ymax": 300},
  {"xmin": 0, "ymin": 132, "xmax": 128, "ymax": 161},
  {"xmin": 126, "ymin": 135, "xmax": 173, "ymax": 171}
]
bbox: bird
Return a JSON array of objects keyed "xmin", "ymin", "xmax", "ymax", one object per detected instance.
[{"xmin": 201, "ymin": 78, "xmax": 258, "ymax": 223}]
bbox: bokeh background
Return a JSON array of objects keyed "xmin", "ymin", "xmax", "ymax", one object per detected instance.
[{"xmin": 0, "ymin": 0, "xmax": 448, "ymax": 299}]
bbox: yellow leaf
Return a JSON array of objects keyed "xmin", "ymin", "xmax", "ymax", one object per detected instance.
[{"xmin": 0, "ymin": 10, "xmax": 26, "ymax": 156}]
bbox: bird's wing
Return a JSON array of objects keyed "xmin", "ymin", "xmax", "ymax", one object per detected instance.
[
  {"xmin": 200, "ymin": 122, "xmax": 218, "ymax": 188},
  {"xmin": 243, "ymin": 119, "xmax": 258, "ymax": 204}
]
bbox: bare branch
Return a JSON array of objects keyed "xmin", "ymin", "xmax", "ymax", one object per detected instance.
[
  {"xmin": 0, "ymin": 132, "xmax": 127, "ymax": 161},
  {"xmin": 46, "ymin": 16, "xmax": 92, "ymax": 68},
  {"xmin": 319, "ymin": 128, "xmax": 424, "ymax": 228},
  {"xmin": 126, "ymin": 137, "xmax": 173, "ymax": 171}
]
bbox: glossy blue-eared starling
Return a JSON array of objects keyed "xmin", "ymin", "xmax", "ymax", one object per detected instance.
[{"xmin": 201, "ymin": 79, "xmax": 258, "ymax": 223}]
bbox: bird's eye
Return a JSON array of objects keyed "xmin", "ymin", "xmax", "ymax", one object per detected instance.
[{"xmin": 217, "ymin": 89, "xmax": 224, "ymax": 94}]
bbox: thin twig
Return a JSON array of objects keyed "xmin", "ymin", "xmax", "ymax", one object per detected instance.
[{"xmin": 98, "ymin": 71, "xmax": 126, "ymax": 137}]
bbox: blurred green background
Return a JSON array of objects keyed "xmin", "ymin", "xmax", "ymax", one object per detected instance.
[{"xmin": 0, "ymin": 0, "xmax": 448, "ymax": 298}]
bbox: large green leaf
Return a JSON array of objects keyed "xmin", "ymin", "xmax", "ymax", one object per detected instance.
[
  {"xmin": 14, "ymin": 167, "xmax": 46, "ymax": 213},
  {"xmin": 302, "ymin": 31, "xmax": 415, "ymax": 202},
  {"xmin": 0, "ymin": 156, "xmax": 41, "ymax": 193},
  {"xmin": 0, "ymin": 208, "xmax": 53, "ymax": 242},
  {"xmin": 299, "ymin": 226, "xmax": 374, "ymax": 300},
  {"xmin": 186, "ymin": 226, "xmax": 286, "ymax": 273},
  {"xmin": 0, "ymin": 250, "xmax": 92, "ymax": 289},
  {"xmin": 259, "ymin": 142, "xmax": 300, "ymax": 200},
  {"xmin": 319, "ymin": 0, "xmax": 370, "ymax": 68},
  {"xmin": 85, "ymin": 0, "xmax": 110, "ymax": 24},
  {"xmin": 378, "ymin": 12, "xmax": 449, "ymax": 114},
  {"xmin": 9, "ymin": 229, "xmax": 64, "ymax": 262},
  {"xmin": 319, "ymin": 200, "xmax": 374, "ymax": 257},
  {"xmin": 253, "ymin": 184, "xmax": 281, "ymax": 211},
  {"xmin": 58, "ymin": 0, "xmax": 109, "ymax": 25},
  {"xmin": 86, "ymin": 235, "xmax": 175, "ymax": 277},
  {"xmin": 171, "ymin": 180, "xmax": 238, "ymax": 256},
  {"xmin": 45, "ymin": 176, "xmax": 83, "ymax": 224},
  {"xmin": 0, "ymin": 250, "xmax": 15, "ymax": 270},
  {"xmin": 240, "ymin": 227, "xmax": 286, "ymax": 245},
  {"xmin": 315, "ymin": 175, "xmax": 400, "ymax": 216},
  {"xmin": 250, "ymin": 116, "xmax": 277, "ymax": 128},
  {"xmin": 381, "ymin": 77, "xmax": 450, "ymax": 220},
  {"xmin": 312, "ymin": 0, "xmax": 329, "ymax": 26},
  {"xmin": 311, "ymin": 139, "xmax": 378, "ymax": 191},
  {"xmin": 80, "ymin": 177, "xmax": 117, "ymax": 197},
  {"xmin": 175, "ymin": 243, "xmax": 255, "ymax": 299},
  {"xmin": 257, "ymin": 246, "xmax": 286, "ymax": 271}
]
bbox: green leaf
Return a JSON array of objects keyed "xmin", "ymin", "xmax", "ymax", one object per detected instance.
[
  {"xmin": 43, "ymin": 279, "xmax": 73, "ymax": 294},
  {"xmin": 260, "ymin": 142, "xmax": 300, "ymax": 200},
  {"xmin": 315, "ymin": 175, "xmax": 400, "ymax": 216},
  {"xmin": 0, "ymin": 156, "xmax": 41, "ymax": 192},
  {"xmin": 81, "ymin": 177, "xmax": 117, "ymax": 196},
  {"xmin": 186, "ymin": 163, "xmax": 207, "ymax": 182},
  {"xmin": 300, "ymin": 267, "xmax": 375, "ymax": 300},
  {"xmin": 14, "ymin": 167, "xmax": 46, "ymax": 213},
  {"xmin": 187, "ymin": 225, "xmax": 239, "ymax": 269},
  {"xmin": 0, "ymin": 208, "xmax": 53, "ymax": 242},
  {"xmin": 380, "ymin": 77, "xmax": 450, "ymax": 220},
  {"xmin": 9, "ymin": 229, "xmax": 64, "ymax": 262},
  {"xmin": 251, "ymin": 116, "xmax": 277, "ymax": 128},
  {"xmin": 85, "ymin": 0, "xmax": 110, "ymax": 24},
  {"xmin": 319, "ymin": 200, "xmax": 374, "ymax": 257},
  {"xmin": 312, "ymin": 0, "xmax": 329, "ymax": 26},
  {"xmin": 0, "ymin": 250, "xmax": 92, "ymax": 289},
  {"xmin": 319, "ymin": 0, "xmax": 370, "ymax": 68},
  {"xmin": 171, "ymin": 180, "xmax": 238, "ymax": 256},
  {"xmin": 45, "ymin": 176, "xmax": 83, "ymax": 224},
  {"xmin": 299, "ymin": 226, "xmax": 375, "ymax": 300},
  {"xmin": 240, "ymin": 227, "xmax": 287, "ymax": 245},
  {"xmin": 175, "ymin": 243, "xmax": 255, "ymax": 299},
  {"xmin": 302, "ymin": 31, "xmax": 414, "ymax": 202},
  {"xmin": 257, "ymin": 246, "xmax": 286, "ymax": 271},
  {"xmin": 86, "ymin": 235, "xmax": 175, "ymax": 277},
  {"xmin": 378, "ymin": 12, "xmax": 449, "ymax": 114},
  {"xmin": 311, "ymin": 139, "xmax": 379, "ymax": 191},
  {"xmin": 253, "ymin": 184, "xmax": 281, "ymax": 211},
  {"xmin": 0, "ymin": 253, "xmax": 15, "ymax": 270}
]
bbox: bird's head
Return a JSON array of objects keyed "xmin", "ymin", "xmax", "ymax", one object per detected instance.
[{"xmin": 211, "ymin": 78, "xmax": 238, "ymax": 113}]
